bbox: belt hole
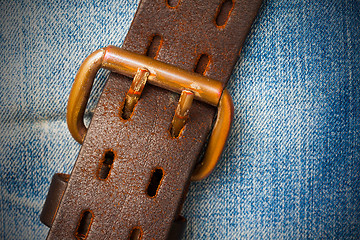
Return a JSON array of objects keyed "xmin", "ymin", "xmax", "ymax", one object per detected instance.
[
  {"xmin": 215, "ymin": 0, "xmax": 234, "ymax": 28},
  {"xmin": 166, "ymin": 0, "xmax": 180, "ymax": 8},
  {"xmin": 146, "ymin": 34, "xmax": 163, "ymax": 59},
  {"xmin": 129, "ymin": 227, "xmax": 143, "ymax": 240},
  {"xmin": 194, "ymin": 54, "xmax": 211, "ymax": 75},
  {"xmin": 75, "ymin": 210, "xmax": 93, "ymax": 240},
  {"xmin": 98, "ymin": 150, "xmax": 115, "ymax": 180},
  {"xmin": 146, "ymin": 168, "xmax": 164, "ymax": 197}
]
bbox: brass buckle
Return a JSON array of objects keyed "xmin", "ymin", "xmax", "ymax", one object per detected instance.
[{"xmin": 67, "ymin": 45, "xmax": 234, "ymax": 181}]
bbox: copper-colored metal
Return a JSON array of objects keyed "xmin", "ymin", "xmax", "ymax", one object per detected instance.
[
  {"xmin": 67, "ymin": 48, "xmax": 105, "ymax": 144},
  {"xmin": 67, "ymin": 46, "xmax": 224, "ymax": 144},
  {"xmin": 191, "ymin": 89, "xmax": 234, "ymax": 181},
  {"xmin": 102, "ymin": 46, "xmax": 224, "ymax": 106},
  {"xmin": 171, "ymin": 90, "xmax": 194, "ymax": 137},
  {"xmin": 122, "ymin": 68, "xmax": 149, "ymax": 119},
  {"xmin": 67, "ymin": 46, "xmax": 233, "ymax": 180}
]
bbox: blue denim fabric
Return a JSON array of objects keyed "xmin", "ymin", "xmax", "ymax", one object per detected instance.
[{"xmin": 1, "ymin": 0, "xmax": 359, "ymax": 239}]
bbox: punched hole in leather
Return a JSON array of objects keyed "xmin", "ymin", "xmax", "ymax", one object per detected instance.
[
  {"xmin": 40, "ymin": 172, "xmax": 186, "ymax": 239},
  {"xmin": 40, "ymin": 0, "xmax": 262, "ymax": 239}
]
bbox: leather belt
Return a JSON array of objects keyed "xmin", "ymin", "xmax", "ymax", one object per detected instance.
[{"xmin": 40, "ymin": 0, "xmax": 262, "ymax": 239}]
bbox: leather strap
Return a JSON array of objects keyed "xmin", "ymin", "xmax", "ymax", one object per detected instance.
[
  {"xmin": 40, "ymin": 173, "xmax": 70, "ymax": 228},
  {"xmin": 41, "ymin": 173, "xmax": 187, "ymax": 238},
  {"xmin": 44, "ymin": 0, "xmax": 262, "ymax": 239}
]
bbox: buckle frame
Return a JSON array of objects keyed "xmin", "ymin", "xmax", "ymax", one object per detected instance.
[{"xmin": 67, "ymin": 45, "xmax": 234, "ymax": 181}]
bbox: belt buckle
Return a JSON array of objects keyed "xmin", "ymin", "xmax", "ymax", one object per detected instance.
[{"xmin": 67, "ymin": 45, "xmax": 234, "ymax": 181}]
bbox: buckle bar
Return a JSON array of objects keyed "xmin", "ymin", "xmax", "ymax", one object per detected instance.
[{"xmin": 67, "ymin": 45, "xmax": 233, "ymax": 180}]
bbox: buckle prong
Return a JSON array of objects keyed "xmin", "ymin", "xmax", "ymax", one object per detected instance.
[
  {"xmin": 67, "ymin": 45, "xmax": 234, "ymax": 181},
  {"xmin": 122, "ymin": 68, "xmax": 149, "ymax": 119},
  {"xmin": 170, "ymin": 90, "xmax": 194, "ymax": 138}
]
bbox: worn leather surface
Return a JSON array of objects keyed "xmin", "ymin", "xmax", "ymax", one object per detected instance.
[
  {"xmin": 41, "ymin": 172, "xmax": 187, "ymax": 238},
  {"xmin": 46, "ymin": 0, "xmax": 262, "ymax": 239}
]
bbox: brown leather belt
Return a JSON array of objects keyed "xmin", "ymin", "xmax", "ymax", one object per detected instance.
[{"xmin": 40, "ymin": 1, "xmax": 262, "ymax": 239}]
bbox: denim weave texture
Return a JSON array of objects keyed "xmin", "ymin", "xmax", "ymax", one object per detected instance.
[{"xmin": 0, "ymin": 0, "xmax": 360, "ymax": 239}]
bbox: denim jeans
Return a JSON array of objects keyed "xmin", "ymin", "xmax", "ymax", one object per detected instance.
[{"xmin": 1, "ymin": 0, "xmax": 359, "ymax": 239}]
